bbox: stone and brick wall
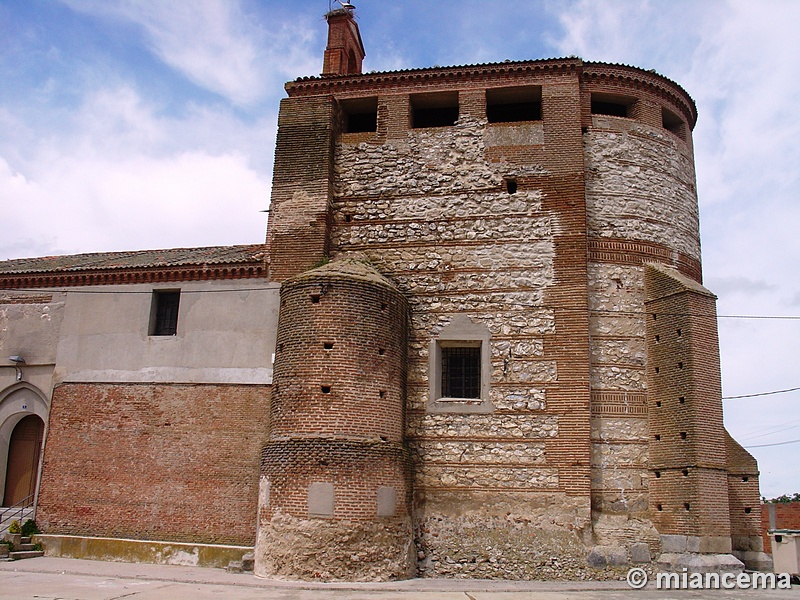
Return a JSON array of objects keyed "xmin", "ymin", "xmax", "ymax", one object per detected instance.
[
  {"xmin": 583, "ymin": 89, "xmax": 700, "ymax": 548},
  {"xmin": 274, "ymin": 57, "xmax": 706, "ymax": 575},
  {"xmin": 259, "ymin": 46, "xmax": 765, "ymax": 577},
  {"xmin": 36, "ymin": 383, "xmax": 270, "ymax": 546},
  {"xmin": 325, "ymin": 66, "xmax": 601, "ymax": 576}
]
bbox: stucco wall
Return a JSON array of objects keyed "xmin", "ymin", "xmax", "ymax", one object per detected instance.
[
  {"xmin": 1, "ymin": 292, "xmax": 64, "ymax": 506},
  {"xmin": 0, "ymin": 291, "xmax": 65, "ymax": 395},
  {"xmin": 54, "ymin": 279, "xmax": 279, "ymax": 384}
]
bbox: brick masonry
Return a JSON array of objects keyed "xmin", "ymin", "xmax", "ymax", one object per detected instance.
[
  {"xmin": 762, "ymin": 502, "xmax": 800, "ymax": 553},
  {"xmin": 255, "ymin": 256, "xmax": 415, "ymax": 581},
  {"xmin": 645, "ymin": 265, "xmax": 730, "ymax": 542},
  {"xmin": 36, "ymin": 383, "xmax": 270, "ymax": 546}
]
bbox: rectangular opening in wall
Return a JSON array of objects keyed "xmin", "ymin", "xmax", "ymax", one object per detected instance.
[
  {"xmin": 486, "ymin": 86, "xmax": 542, "ymax": 123},
  {"xmin": 150, "ymin": 290, "xmax": 180, "ymax": 336},
  {"xmin": 340, "ymin": 96, "xmax": 378, "ymax": 133},
  {"xmin": 411, "ymin": 91, "xmax": 459, "ymax": 128},
  {"xmin": 662, "ymin": 107, "xmax": 686, "ymax": 141},
  {"xmin": 591, "ymin": 93, "xmax": 635, "ymax": 118},
  {"xmin": 441, "ymin": 344, "xmax": 481, "ymax": 399}
]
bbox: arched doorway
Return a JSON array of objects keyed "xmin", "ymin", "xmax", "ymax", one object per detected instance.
[{"xmin": 2, "ymin": 415, "xmax": 44, "ymax": 507}]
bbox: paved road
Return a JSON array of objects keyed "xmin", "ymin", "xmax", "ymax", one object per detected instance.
[{"xmin": 1, "ymin": 557, "xmax": 798, "ymax": 599}]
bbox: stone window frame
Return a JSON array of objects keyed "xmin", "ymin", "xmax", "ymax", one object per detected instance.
[{"xmin": 428, "ymin": 315, "xmax": 492, "ymax": 414}]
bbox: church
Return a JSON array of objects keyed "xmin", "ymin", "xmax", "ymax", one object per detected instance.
[{"xmin": 0, "ymin": 4, "xmax": 771, "ymax": 580}]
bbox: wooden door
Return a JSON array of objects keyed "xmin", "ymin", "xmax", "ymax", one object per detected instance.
[{"xmin": 3, "ymin": 415, "xmax": 44, "ymax": 507}]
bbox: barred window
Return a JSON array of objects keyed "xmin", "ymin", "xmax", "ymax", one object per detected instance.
[
  {"xmin": 427, "ymin": 316, "xmax": 491, "ymax": 414},
  {"xmin": 441, "ymin": 346, "xmax": 481, "ymax": 399}
]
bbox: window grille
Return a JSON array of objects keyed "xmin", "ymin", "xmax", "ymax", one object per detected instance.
[{"xmin": 441, "ymin": 346, "xmax": 481, "ymax": 398}]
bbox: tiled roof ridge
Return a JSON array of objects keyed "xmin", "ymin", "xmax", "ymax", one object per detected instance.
[
  {"xmin": 293, "ymin": 56, "xmax": 685, "ymax": 92},
  {"xmin": 0, "ymin": 243, "xmax": 267, "ymax": 275},
  {"xmin": 289, "ymin": 56, "xmax": 696, "ymax": 122}
]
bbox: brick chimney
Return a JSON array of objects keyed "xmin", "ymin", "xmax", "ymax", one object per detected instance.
[{"xmin": 322, "ymin": 5, "xmax": 365, "ymax": 76}]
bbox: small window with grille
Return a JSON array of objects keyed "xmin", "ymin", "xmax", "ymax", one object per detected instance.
[
  {"xmin": 428, "ymin": 316, "xmax": 491, "ymax": 413},
  {"xmin": 441, "ymin": 346, "xmax": 481, "ymax": 399},
  {"xmin": 150, "ymin": 290, "xmax": 180, "ymax": 336}
]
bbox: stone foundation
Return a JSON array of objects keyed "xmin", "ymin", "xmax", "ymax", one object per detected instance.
[
  {"xmin": 414, "ymin": 492, "xmax": 592, "ymax": 579},
  {"xmin": 254, "ymin": 512, "xmax": 415, "ymax": 581},
  {"xmin": 656, "ymin": 553, "xmax": 744, "ymax": 574}
]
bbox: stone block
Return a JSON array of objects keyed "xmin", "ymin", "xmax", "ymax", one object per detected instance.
[
  {"xmin": 226, "ymin": 560, "xmax": 243, "ymax": 574},
  {"xmin": 377, "ymin": 486, "xmax": 397, "ymax": 517},
  {"xmin": 630, "ymin": 542, "xmax": 651, "ymax": 564},
  {"xmin": 732, "ymin": 534, "xmax": 764, "ymax": 553},
  {"xmin": 660, "ymin": 534, "xmax": 687, "ymax": 553},
  {"xmin": 587, "ymin": 545, "xmax": 627, "ymax": 568},
  {"xmin": 734, "ymin": 551, "xmax": 773, "ymax": 573},
  {"xmin": 699, "ymin": 536, "xmax": 733, "ymax": 554},
  {"xmin": 307, "ymin": 482, "xmax": 335, "ymax": 517},
  {"xmin": 656, "ymin": 553, "xmax": 744, "ymax": 574},
  {"xmin": 586, "ymin": 547, "xmax": 607, "ymax": 568}
]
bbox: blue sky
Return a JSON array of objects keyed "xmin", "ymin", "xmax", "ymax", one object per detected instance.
[{"xmin": 1, "ymin": 0, "xmax": 799, "ymax": 498}]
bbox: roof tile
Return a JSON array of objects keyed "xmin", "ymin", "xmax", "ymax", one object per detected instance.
[{"xmin": 0, "ymin": 244, "xmax": 266, "ymax": 275}]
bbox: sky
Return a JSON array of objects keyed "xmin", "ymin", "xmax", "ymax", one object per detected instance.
[{"xmin": 1, "ymin": 0, "xmax": 799, "ymax": 499}]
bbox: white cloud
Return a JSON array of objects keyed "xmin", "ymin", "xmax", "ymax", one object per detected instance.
[
  {"xmin": 550, "ymin": 0, "xmax": 800, "ymax": 495},
  {"xmin": 548, "ymin": 0, "xmax": 715, "ymax": 74},
  {"xmin": 59, "ymin": 0, "xmax": 319, "ymax": 106},
  {"xmin": 686, "ymin": 1, "xmax": 800, "ymax": 208},
  {"xmin": 0, "ymin": 148, "xmax": 270, "ymax": 259},
  {"xmin": 0, "ymin": 85, "xmax": 271, "ymax": 259}
]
